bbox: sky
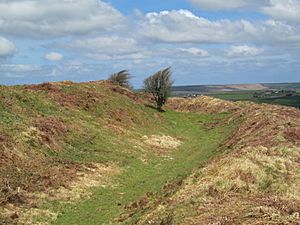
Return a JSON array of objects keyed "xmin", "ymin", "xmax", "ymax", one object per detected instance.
[{"xmin": 0, "ymin": 0, "xmax": 300, "ymax": 87}]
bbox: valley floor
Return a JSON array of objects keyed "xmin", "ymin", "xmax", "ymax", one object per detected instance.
[{"xmin": 52, "ymin": 111, "xmax": 233, "ymax": 225}]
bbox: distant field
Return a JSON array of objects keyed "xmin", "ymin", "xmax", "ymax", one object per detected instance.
[
  {"xmin": 172, "ymin": 82, "xmax": 300, "ymax": 94},
  {"xmin": 263, "ymin": 83, "xmax": 300, "ymax": 90},
  {"xmin": 206, "ymin": 91, "xmax": 300, "ymax": 108},
  {"xmin": 172, "ymin": 82, "xmax": 300, "ymax": 108}
]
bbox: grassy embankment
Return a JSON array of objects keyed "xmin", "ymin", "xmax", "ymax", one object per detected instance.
[
  {"xmin": 136, "ymin": 96, "xmax": 300, "ymax": 224},
  {"xmin": 0, "ymin": 81, "xmax": 236, "ymax": 224}
]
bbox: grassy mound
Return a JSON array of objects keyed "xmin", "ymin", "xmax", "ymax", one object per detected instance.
[
  {"xmin": 167, "ymin": 96, "xmax": 241, "ymax": 114},
  {"xmin": 2, "ymin": 83, "xmax": 298, "ymax": 225},
  {"xmin": 0, "ymin": 82, "xmax": 235, "ymax": 225},
  {"xmin": 138, "ymin": 97, "xmax": 300, "ymax": 225}
]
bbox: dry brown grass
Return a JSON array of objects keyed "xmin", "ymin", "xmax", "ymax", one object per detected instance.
[
  {"xmin": 25, "ymin": 82, "xmax": 62, "ymax": 92},
  {"xmin": 1, "ymin": 205, "xmax": 58, "ymax": 225},
  {"xmin": 43, "ymin": 163, "xmax": 121, "ymax": 202},
  {"xmin": 0, "ymin": 163, "xmax": 121, "ymax": 225},
  {"xmin": 137, "ymin": 97, "xmax": 300, "ymax": 225},
  {"xmin": 143, "ymin": 135, "xmax": 182, "ymax": 153},
  {"xmin": 34, "ymin": 116, "xmax": 68, "ymax": 148},
  {"xmin": 167, "ymin": 96, "xmax": 241, "ymax": 114},
  {"xmin": 225, "ymin": 102, "xmax": 300, "ymax": 148}
]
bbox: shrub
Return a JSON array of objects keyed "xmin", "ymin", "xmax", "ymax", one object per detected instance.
[
  {"xmin": 108, "ymin": 70, "xmax": 132, "ymax": 89},
  {"xmin": 144, "ymin": 67, "xmax": 173, "ymax": 111}
]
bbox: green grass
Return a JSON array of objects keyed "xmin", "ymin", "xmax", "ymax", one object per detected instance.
[
  {"xmin": 255, "ymin": 95, "xmax": 300, "ymax": 108},
  {"xmin": 47, "ymin": 111, "xmax": 234, "ymax": 225},
  {"xmin": 0, "ymin": 82, "xmax": 236, "ymax": 224},
  {"xmin": 206, "ymin": 91, "xmax": 300, "ymax": 108},
  {"xmin": 207, "ymin": 91, "xmax": 254, "ymax": 100}
]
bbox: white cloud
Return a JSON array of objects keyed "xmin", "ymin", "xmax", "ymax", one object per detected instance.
[
  {"xmin": 228, "ymin": 45, "xmax": 264, "ymax": 56},
  {"xmin": 0, "ymin": 37, "xmax": 17, "ymax": 57},
  {"xmin": 189, "ymin": 0, "xmax": 300, "ymax": 23},
  {"xmin": 139, "ymin": 10, "xmax": 242, "ymax": 43},
  {"xmin": 65, "ymin": 35, "xmax": 211, "ymax": 61},
  {"xmin": 0, "ymin": 0, "xmax": 124, "ymax": 37},
  {"xmin": 1, "ymin": 2, "xmax": 299, "ymax": 85},
  {"xmin": 66, "ymin": 36, "xmax": 138, "ymax": 54},
  {"xmin": 45, "ymin": 52, "xmax": 64, "ymax": 61},
  {"xmin": 60, "ymin": 10, "xmax": 300, "ymax": 63},
  {"xmin": 178, "ymin": 47, "xmax": 209, "ymax": 56},
  {"xmin": 0, "ymin": 64, "xmax": 40, "ymax": 74},
  {"xmin": 261, "ymin": 0, "xmax": 300, "ymax": 23},
  {"xmin": 86, "ymin": 52, "xmax": 151, "ymax": 61},
  {"xmin": 138, "ymin": 9, "xmax": 300, "ymax": 46},
  {"xmin": 188, "ymin": 0, "xmax": 268, "ymax": 10},
  {"xmin": 65, "ymin": 36, "xmax": 147, "ymax": 61}
]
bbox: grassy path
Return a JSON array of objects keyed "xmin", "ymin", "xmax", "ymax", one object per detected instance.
[{"xmin": 49, "ymin": 111, "xmax": 234, "ymax": 225}]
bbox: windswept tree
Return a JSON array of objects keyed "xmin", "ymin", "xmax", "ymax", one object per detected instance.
[
  {"xmin": 144, "ymin": 67, "xmax": 173, "ymax": 111},
  {"xmin": 108, "ymin": 70, "xmax": 132, "ymax": 89}
]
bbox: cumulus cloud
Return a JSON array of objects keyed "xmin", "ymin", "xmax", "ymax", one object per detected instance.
[
  {"xmin": 261, "ymin": 0, "xmax": 300, "ymax": 23},
  {"xmin": 45, "ymin": 52, "xmax": 64, "ymax": 61},
  {"xmin": 61, "ymin": 9, "xmax": 300, "ymax": 63},
  {"xmin": 138, "ymin": 9, "xmax": 300, "ymax": 46},
  {"xmin": 188, "ymin": 0, "xmax": 268, "ymax": 10},
  {"xmin": 65, "ymin": 35, "xmax": 211, "ymax": 61},
  {"xmin": 139, "ymin": 10, "xmax": 242, "ymax": 43},
  {"xmin": 64, "ymin": 36, "xmax": 146, "ymax": 61},
  {"xmin": 66, "ymin": 36, "xmax": 138, "ymax": 54},
  {"xmin": 178, "ymin": 47, "xmax": 209, "ymax": 56},
  {"xmin": 3, "ymin": 64, "xmax": 40, "ymax": 73},
  {"xmin": 0, "ymin": 0, "xmax": 124, "ymax": 37},
  {"xmin": 0, "ymin": 37, "xmax": 17, "ymax": 57},
  {"xmin": 1, "ymin": 2, "xmax": 299, "ymax": 85},
  {"xmin": 227, "ymin": 45, "xmax": 264, "ymax": 56},
  {"xmin": 189, "ymin": 0, "xmax": 300, "ymax": 23}
]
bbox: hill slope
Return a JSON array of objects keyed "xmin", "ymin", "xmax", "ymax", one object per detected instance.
[
  {"xmin": 136, "ymin": 97, "xmax": 300, "ymax": 224},
  {"xmin": 0, "ymin": 81, "xmax": 235, "ymax": 225},
  {"xmin": 1, "ymin": 82, "xmax": 299, "ymax": 224}
]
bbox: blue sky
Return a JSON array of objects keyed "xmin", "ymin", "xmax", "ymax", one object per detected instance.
[
  {"xmin": 107, "ymin": 0, "xmax": 267, "ymax": 20},
  {"xmin": 0, "ymin": 0, "xmax": 299, "ymax": 87}
]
